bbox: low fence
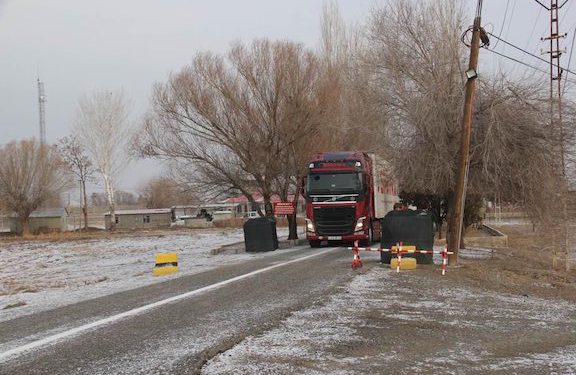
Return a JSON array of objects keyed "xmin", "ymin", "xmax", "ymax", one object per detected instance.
[{"xmin": 348, "ymin": 241, "xmax": 454, "ymax": 275}]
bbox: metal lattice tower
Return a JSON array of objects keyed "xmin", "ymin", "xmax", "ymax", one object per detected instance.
[
  {"xmin": 540, "ymin": 0, "xmax": 568, "ymax": 174},
  {"xmin": 537, "ymin": 0, "xmax": 571, "ymax": 271},
  {"xmin": 37, "ymin": 77, "xmax": 46, "ymax": 145}
]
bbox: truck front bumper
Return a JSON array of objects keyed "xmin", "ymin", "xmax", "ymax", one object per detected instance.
[{"xmin": 306, "ymin": 233, "xmax": 367, "ymax": 242}]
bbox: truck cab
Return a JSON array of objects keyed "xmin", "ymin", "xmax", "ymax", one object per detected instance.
[{"xmin": 302, "ymin": 151, "xmax": 397, "ymax": 248}]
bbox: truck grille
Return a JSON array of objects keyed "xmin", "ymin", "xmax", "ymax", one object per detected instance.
[{"xmin": 313, "ymin": 206, "xmax": 356, "ymax": 236}]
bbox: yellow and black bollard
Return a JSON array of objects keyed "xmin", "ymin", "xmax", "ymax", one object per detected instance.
[
  {"xmin": 390, "ymin": 245, "xmax": 417, "ymax": 271},
  {"xmin": 153, "ymin": 253, "xmax": 178, "ymax": 276}
]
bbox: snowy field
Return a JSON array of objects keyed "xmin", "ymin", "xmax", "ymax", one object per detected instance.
[
  {"xmin": 0, "ymin": 227, "xmax": 499, "ymax": 323},
  {"xmin": 0, "ymin": 228, "xmax": 291, "ymax": 322}
]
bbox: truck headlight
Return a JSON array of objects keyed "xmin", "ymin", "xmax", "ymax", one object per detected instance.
[
  {"xmin": 305, "ymin": 219, "xmax": 315, "ymax": 233},
  {"xmin": 354, "ymin": 217, "xmax": 366, "ymax": 232}
]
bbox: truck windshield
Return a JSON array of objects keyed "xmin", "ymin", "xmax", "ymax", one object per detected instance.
[{"xmin": 306, "ymin": 172, "xmax": 363, "ymax": 194}]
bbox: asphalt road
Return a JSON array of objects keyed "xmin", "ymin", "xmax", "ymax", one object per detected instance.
[{"xmin": 0, "ymin": 245, "xmax": 358, "ymax": 375}]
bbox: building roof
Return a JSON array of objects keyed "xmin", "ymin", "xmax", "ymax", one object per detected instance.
[
  {"xmin": 171, "ymin": 205, "xmax": 201, "ymax": 209},
  {"xmin": 200, "ymin": 203, "xmax": 240, "ymax": 209},
  {"xmin": 105, "ymin": 208, "xmax": 172, "ymax": 216},
  {"xmin": 10, "ymin": 208, "xmax": 68, "ymax": 218}
]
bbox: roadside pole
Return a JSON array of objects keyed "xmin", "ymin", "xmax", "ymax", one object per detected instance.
[{"xmin": 447, "ymin": 2, "xmax": 483, "ymax": 265}]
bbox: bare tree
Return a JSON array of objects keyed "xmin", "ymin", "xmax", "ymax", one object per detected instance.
[
  {"xmin": 0, "ymin": 140, "xmax": 71, "ymax": 235},
  {"xmin": 140, "ymin": 176, "xmax": 199, "ymax": 208},
  {"xmin": 115, "ymin": 190, "xmax": 138, "ymax": 206},
  {"xmin": 471, "ymin": 76, "xmax": 565, "ymax": 221},
  {"xmin": 365, "ymin": 0, "xmax": 467, "ymax": 193},
  {"xmin": 362, "ymin": 0, "xmax": 570, "ymax": 246},
  {"xmin": 57, "ymin": 135, "xmax": 94, "ymax": 230},
  {"xmin": 135, "ymin": 39, "xmax": 325, "ymax": 236},
  {"xmin": 316, "ymin": 1, "xmax": 386, "ymax": 153},
  {"xmin": 91, "ymin": 192, "xmax": 107, "ymax": 207},
  {"xmin": 74, "ymin": 91, "xmax": 131, "ymax": 230}
]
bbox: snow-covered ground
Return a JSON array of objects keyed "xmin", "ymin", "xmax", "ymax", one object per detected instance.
[
  {"xmin": 3, "ymin": 225, "xmax": 575, "ymax": 373},
  {"xmin": 0, "ymin": 228, "xmax": 493, "ymax": 324},
  {"xmin": 0, "ymin": 228, "xmax": 291, "ymax": 322},
  {"xmin": 203, "ymin": 267, "xmax": 576, "ymax": 374}
]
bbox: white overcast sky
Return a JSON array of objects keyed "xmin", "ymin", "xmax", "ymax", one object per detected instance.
[{"xmin": 0, "ymin": 0, "xmax": 575, "ymax": 192}]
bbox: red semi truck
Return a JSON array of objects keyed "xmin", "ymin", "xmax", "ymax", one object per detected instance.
[{"xmin": 302, "ymin": 151, "xmax": 398, "ymax": 247}]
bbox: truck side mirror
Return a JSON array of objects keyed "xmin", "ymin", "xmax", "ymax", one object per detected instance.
[{"xmin": 299, "ymin": 176, "xmax": 306, "ymax": 197}]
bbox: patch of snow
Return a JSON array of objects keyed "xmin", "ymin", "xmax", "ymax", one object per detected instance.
[
  {"xmin": 459, "ymin": 247, "xmax": 496, "ymax": 259},
  {"xmin": 0, "ymin": 228, "xmax": 294, "ymax": 322}
]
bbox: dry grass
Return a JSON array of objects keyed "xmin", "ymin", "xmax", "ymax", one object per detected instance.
[
  {"xmin": 9, "ymin": 229, "xmax": 107, "ymax": 243},
  {"xmin": 453, "ymin": 224, "xmax": 576, "ymax": 302},
  {"xmin": 0, "ymin": 216, "xmax": 305, "ymax": 243},
  {"xmin": 212, "ymin": 218, "xmax": 245, "ymax": 228},
  {"xmin": 1, "ymin": 226, "xmax": 183, "ymax": 243}
]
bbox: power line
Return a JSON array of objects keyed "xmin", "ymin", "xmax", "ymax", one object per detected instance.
[
  {"xmin": 493, "ymin": 0, "xmax": 510, "ymax": 49},
  {"xmin": 533, "ymin": 0, "xmax": 570, "ymax": 10},
  {"xmin": 534, "ymin": 0, "xmax": 550, "ymax": 9},
  {"xmin": 487, "ymin": 32, "xmax": 576, "ymax": 76},
  {"xmin": 502, "ymin": 0, "xmax": 517, "ymax": 50},
  {"xmin": 482, "ymin": 47, "xmax": 547, "ymax": 74},
  {"xmin": 500, "ymin": 0, "xmax": 518, "ymax": 73},
  {"xmin": 564, "ymin": 29, "xmax": 576, "ymax": 92},
  {"xmin": 525, "ymin": 6, "xmax": 543, "ymax": 50},
  {"xmin": 482, "ymin": 47, "xmax": 576, "ymax": 84},
  {"xmin": 560, "ymin": 3, "xmax": 576, "ymax": 91},
  {"xmin": 560, "ymin": 0, "xmax": 574, "ymax": 23}
]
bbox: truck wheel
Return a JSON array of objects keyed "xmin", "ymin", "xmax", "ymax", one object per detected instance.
[
  {"xmin": 309, "ymin": 240, "xmax": 321, "ymax": 248},
  {"xmin": 360, "ymin": 226, "xmax": 374, "ymax": 247}
]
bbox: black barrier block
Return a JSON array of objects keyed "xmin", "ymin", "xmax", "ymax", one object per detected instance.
[
  {"xmin": 381, "ymin": 210, "xmax": 434, "ymax": 262},
  {"xmin": 243, "ymin": 217, "xmax": 279, "ymax": 252}
]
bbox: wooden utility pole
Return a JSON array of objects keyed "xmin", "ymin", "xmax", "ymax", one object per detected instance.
[{"xmin": 447, "ymin": 1, "xmax": 483, "ymax": 265}]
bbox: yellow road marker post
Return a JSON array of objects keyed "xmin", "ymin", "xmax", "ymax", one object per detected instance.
[{"xmin": 153, "ymin": 253, "xmax": 178, "ymax": 276}]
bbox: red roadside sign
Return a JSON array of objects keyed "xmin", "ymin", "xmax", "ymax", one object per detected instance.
[{"xmin": 273, "ymin": 202, "xmax": 295, "ymax": 215}]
